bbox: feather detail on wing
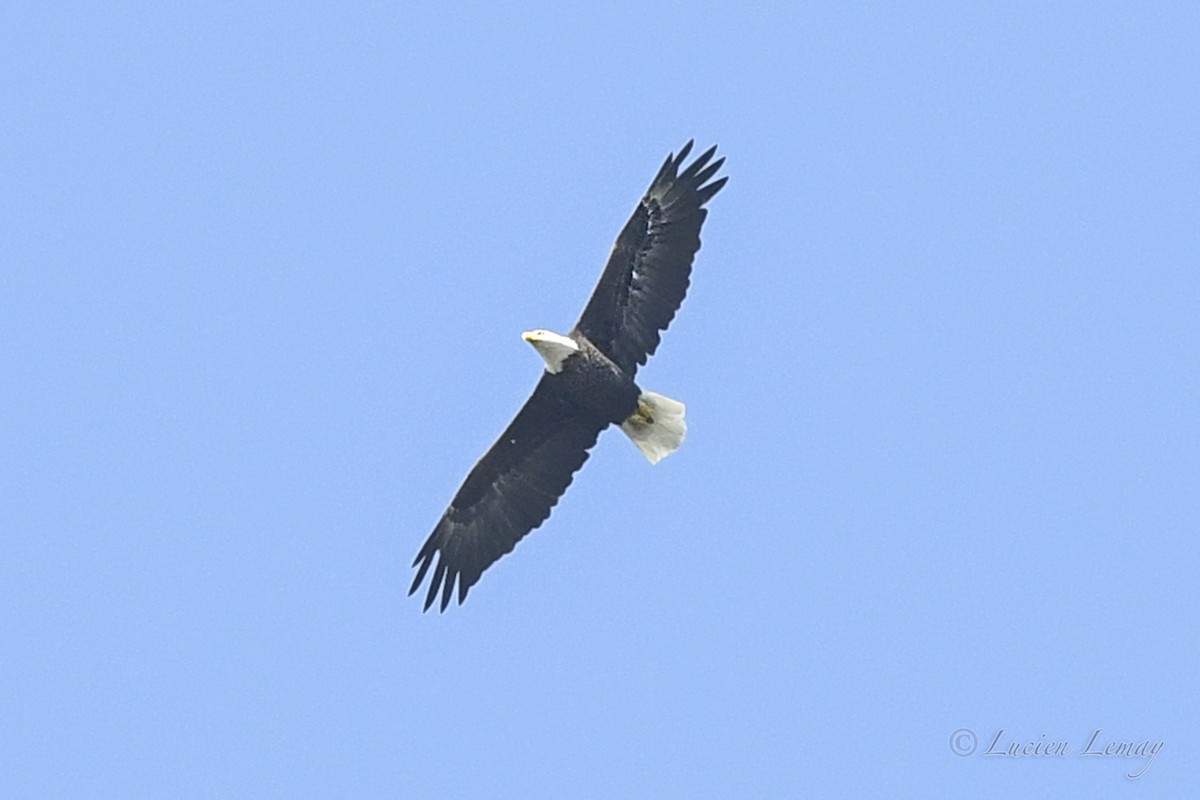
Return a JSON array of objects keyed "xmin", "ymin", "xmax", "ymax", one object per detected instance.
[
  {"xmin": 409, "ymin": 374, "xmax": 604, "ymax": 611},
  {"xmin": 574, "ymin": 141, "xmax": 727, "ymax": 374}
]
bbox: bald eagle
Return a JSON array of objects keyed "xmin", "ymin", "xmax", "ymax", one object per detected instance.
[{"xmin": 410, "ymin": 141, "xmax": 727, "ymax": 611}]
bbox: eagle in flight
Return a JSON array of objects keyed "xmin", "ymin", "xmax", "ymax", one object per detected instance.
[{"xmin": 410, "ymin": 141, "xmax": 727, "ymax": 611}]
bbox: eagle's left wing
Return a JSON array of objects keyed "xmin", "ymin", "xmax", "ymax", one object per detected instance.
[{"xmin": 573, "ymin": 141, "xmax": 727, "ymax": 375}]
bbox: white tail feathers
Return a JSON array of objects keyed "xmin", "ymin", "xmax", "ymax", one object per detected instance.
[{"xmin": 620, "ymin": 391, "xmax": 687, "ymax": 464}]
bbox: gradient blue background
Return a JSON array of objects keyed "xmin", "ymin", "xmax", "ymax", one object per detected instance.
[{"xmin": 3, "ymin": 3, "xmax": 1196, "ymax": 797}]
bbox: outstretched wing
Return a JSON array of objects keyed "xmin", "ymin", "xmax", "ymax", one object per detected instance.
[
  {"xmin": 410, "ymin": 374, "xmax": 605, "ymax": 612},
  {"xmin": 574, "ymin": 141, "xmax": 727, "ymax": 375}
]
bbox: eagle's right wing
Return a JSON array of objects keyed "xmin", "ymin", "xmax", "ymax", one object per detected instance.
[{"xmin": 409, "ymin": 373, "xmax": 604, "ymax": 612}]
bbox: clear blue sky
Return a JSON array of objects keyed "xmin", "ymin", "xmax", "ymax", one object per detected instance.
[{"xmin": 3, "ymin": 3, "xmax": 1196, "ymax": 797}]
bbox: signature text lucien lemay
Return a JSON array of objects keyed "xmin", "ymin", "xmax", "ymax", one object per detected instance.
[{"xmin": 983, "ymin": 728, "xmax": 1163, "ymax": 779}]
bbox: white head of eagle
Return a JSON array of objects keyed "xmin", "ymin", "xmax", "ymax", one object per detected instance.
[{"xmin": 522, "ymin": 329, "xmax": 580, "ymax": 374}]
